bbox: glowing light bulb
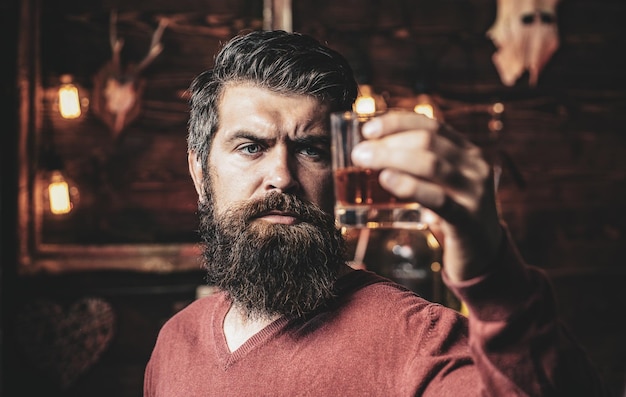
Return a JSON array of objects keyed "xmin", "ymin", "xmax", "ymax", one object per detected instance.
[
  {"xmin": 58, "ymin": 75, "xmax": 82, "ymax": 119},
  {"xmin": 58, "ymin": 84, "xmax": 81, "ymax": 119},
  {"xmin": 413, "ymin": 94, "xmax": 439, "ymax": 120},
  {"xmin": 355, "ymin": 95, "xmax": 376, "ymax": 115},
  {"xmin": 354, "ymin": 85, "xmax": 381, "ymax": 116},
  {"xmin": 413, "ymin": 103, "xmax": 434, "ymax": 119},
  {"xmin": 48, "ymin": 171, "xmax": 72, "ymax": 214}
]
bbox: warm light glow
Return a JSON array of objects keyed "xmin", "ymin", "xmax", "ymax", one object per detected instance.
[
  {"xmin": 48, "ymin": 171, "xmax": 72, "ymax": 214},
  {"xmin": 413, "ymin": 94, "xmax": 440, "ymax": 120},
  {"xmin": 413, "ymin": 103, "xmax": 435, "ymax": 119},
  {"xmin": 492, "ymin": 102, "xmax": 505, "ymax": 114},
  {"xmin": 354, "ymin": 84, "xmax": 381, "ymax": 116},
  {"xmin": 355, "ymin": 95, "xmax": 376, "ymax": 115},
  {"xmin": 58, "ymin": 83, "xmax": 82, "ymax": 119},
  {"xmin": 426, "ymin": 233, "xmax": 440, "ymax": 249}
]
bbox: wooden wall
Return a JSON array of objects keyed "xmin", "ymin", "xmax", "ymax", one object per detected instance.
[{"xmin": 3, "ymin": 0, "xmax": 625, "ymax": 396}]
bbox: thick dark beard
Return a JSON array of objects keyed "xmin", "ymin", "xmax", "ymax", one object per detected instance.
[{"xmin": 198, "ymin": 188, "xmax": 346, "ymax": 320}]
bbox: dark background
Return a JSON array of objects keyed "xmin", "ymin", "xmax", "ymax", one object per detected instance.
[{"xmin": 3, "ymin": 0, "xmax": 626, "ymax": 396}]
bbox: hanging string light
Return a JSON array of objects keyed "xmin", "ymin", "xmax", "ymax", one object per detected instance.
[
  {"xmin": 40, "ymin": 145, "xmax": 80, "ymax": 216},
  {"xmin": 354, "ymin": 84, "xmax": 387, "ymax": 116},
  {"xmin": 57, "ymin": 74, "xmax": 88, "ymax": 119},
  {"xmin": 47, "ymin": 170, "xmax": 73, "ymax": 214}
]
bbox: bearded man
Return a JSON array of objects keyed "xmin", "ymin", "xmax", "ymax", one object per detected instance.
[{"xmin": 144, "ymin": 30, "xmax": 607, "ymax": 396}]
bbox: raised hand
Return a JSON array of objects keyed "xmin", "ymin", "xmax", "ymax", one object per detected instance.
[{"xmin": 351, "ymin": 110, "xmax": 504, "ymax": 282}]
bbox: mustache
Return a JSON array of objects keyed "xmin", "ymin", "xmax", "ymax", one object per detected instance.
[{"xmin": 234, "ymin": 192, "xmax": 333, "ymax": 226}]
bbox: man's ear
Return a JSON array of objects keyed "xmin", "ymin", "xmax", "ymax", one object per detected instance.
[{"xmin": 188, "ymin": 151, "xmax": 204, "ymax": 198}]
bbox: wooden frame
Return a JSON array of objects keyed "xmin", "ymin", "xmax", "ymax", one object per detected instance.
[{"xmin": 16, "ymin": 0, "xmax": 209, "ymax": 274}]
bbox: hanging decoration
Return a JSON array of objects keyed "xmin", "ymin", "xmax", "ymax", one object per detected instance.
[
  {"xmin": 91, "ymin": 10, "xmax": 168, "ymax": 138},
  {"xmin": 487, "ymin": 0, "xmax": 560, "ymax": 86}
]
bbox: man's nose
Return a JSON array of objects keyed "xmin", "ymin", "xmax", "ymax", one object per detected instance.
[{"xmin": 263, "ymin": 148, "xmax": 300, "ymax": 193}]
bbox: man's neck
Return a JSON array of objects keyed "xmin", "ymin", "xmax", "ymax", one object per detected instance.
[{"xmin": 223, "ymin": 303, "xmax": 280, "ymax": 352}]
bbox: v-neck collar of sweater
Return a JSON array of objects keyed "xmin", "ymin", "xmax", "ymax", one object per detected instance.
[
  {"xmin": 212, "ymin": 292, "xmax": 291, "ymax": 369},
  {"xmin": 210, "ymin": 269, "xmax": 386, "ymax": 369}
]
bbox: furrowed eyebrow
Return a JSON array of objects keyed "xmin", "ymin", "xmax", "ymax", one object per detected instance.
[
  {"xmin": 225, "ymin": 131, "xmax": 273, "ymax": 145},
  {"xmin": 292, "ymin": 135, "xmax": 330, "ymax": 146},
  {"xmin": 225, "ymin": 131, "xmax": 329, "ymax": 147}
]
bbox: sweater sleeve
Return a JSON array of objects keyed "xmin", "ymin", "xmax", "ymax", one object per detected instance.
[
  {"xmin": 443, "ymin": 226, "xmax": 609, "ymax": 397},
  {"xmin": 143, "ymin": 358, "xmax": 154, "ymax": 397}
]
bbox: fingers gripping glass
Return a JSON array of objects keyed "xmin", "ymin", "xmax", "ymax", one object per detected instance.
[{"xmin": 330, "ymin": 111, "xmax": 425, "ymax": 229}]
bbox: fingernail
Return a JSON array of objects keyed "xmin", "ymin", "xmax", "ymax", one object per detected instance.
[
  {"xmin": 352, "ymin": 144, "xmax": 373, "ymax": 165},
  {"xmin": 379, "ymin": 169, "xmax": 396, "ymax": 185},
  {"xmin": 361, "ymin": 119, "xmax": 381, "ymax": 138}
]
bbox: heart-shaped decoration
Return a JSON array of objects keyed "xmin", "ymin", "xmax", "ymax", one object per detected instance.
[{"xmin": 15, "ymin": 297, "xmax": 116, "ymax": 389}]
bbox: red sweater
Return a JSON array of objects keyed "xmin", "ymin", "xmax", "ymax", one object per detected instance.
[{"xmin": 144, "ymin": 236, "xmax": 607, "ymax": 396}]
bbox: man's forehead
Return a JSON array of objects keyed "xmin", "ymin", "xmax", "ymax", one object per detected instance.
[{"xmin": 217, "ymin": 83, "xmax": 331, "ymax": 136}]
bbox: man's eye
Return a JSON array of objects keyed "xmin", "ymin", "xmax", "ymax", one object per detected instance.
[
  {"xmin": 299, "ymin": 146, "xmax": 328, "ymax": 160},
  {"xmin": 240, "ymin": 143, "xmax": 263, "ymax": 155}
]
